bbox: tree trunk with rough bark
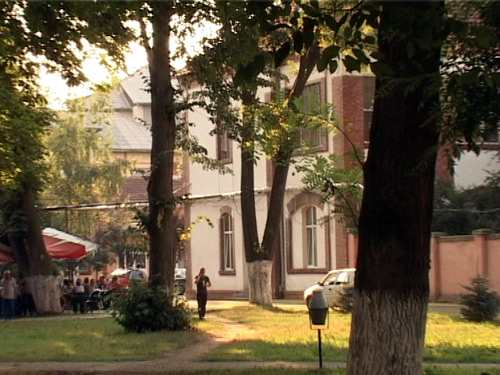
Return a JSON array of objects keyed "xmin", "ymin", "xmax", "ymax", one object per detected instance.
[
  {"xmin": 347, "ymin": 2, "xmax": 444, "ymax": 375},
  {"xmin": 11, "ymin": 186, "xmax": 61, "ymax": 314},
  {"xmin": 247, "ymin": 260, "xmax": 273, "ymax": 305},
  {"xmin": 146, "ymin": 3, "xmax": 177, "ymax": 289},
  {"xmin": 240, "ymin": 43, "xmax": 321, "ymax": 306}
]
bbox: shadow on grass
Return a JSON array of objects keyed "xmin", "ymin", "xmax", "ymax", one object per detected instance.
[
  {"xmin": 203, "ymin": 338, "xmax": 500, "ymax": 365},
  {"xmin": 202, "ymin": 339, "xmax": 348, "ymax": 362}
]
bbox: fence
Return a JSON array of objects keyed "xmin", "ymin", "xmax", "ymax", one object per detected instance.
[{"xmin": 346, "ymin": 229, "xmax": 500, "ymax": 301}]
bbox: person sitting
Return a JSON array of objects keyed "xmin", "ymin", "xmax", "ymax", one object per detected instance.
[
  {"xmin": 108, "ymin": 276, "xmax": 121, "ymax": 291},
  {"xmin": 97, "ymin": 276, "xmax": 107, "ymax": 290}
]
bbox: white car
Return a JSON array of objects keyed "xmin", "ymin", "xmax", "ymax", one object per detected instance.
[{"xmin": 304, "ymin": 268, "xmax": 355, "ymax": 309}]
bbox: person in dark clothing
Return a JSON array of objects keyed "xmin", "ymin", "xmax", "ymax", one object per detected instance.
[{"xmin": 194, "ymin": 268, "xmax": 211, "ymax": 319}]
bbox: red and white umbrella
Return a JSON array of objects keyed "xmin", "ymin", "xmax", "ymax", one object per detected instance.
[{"xmin": 0, "ymin": 228, "xmax": 97, "ymax": 264}]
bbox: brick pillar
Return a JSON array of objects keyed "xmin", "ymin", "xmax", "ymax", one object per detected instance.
[
  {"xmin": 430, "ymin": 232, "xmax": 445, "ymax": 301},
  {"xmin": 473, "ymin": 229, "xmax": 492, "ymax": 277},
  {"xmin": 347, "ymin": 228, "xmax": 358, "ymax": 268},
  {"xmin": 331, "ymin": 75, "xmax": 366, "ymax": 168}
]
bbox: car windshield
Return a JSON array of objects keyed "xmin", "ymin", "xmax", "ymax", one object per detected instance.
[
  {"xmin": 337, "ymin": 272, "xmax": 351, "ymax": 284},
  {"xmin": 321, "ymin": 272, "xmax": 339, "ymax": 285}
]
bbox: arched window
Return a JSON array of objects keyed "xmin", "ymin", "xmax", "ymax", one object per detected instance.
[
  {"xmin": 286, "ymin": 192, "xmax": 329, "ymax": 273},
  {"xmin": 304, "ymin": 206, "xmax": 319, "ymax": 268}
]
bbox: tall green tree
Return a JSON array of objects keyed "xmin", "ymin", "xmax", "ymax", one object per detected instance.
[
  {"xmin": 347, "ymin": 3, "xmax": 446, "ymax": 374},
  {"xmin": 0, "ymin": 1, "xmax": 134, "ymax": 313},
  {"xmin": 43, "ymin": 90, "xmax": 130, "ymax": 238},
  {"xmin": 134, "ymin": 1, "xmax": 209, "ymax": 288},
  {"xmin": 296, "ymin": 2, "xmax": 500, "ymax": 373}
]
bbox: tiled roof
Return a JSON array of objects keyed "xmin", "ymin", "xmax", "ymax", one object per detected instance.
[
  {"xmin": 119, "ymin": 176, "xmax": 149, "ymax": 202},
  {"xmin": 108, "ymin": 113, "xmax": 151, "ymax": 151},
  {"xmin": 118, "ymin": 177, "xmax": 187, "ymax": 203},
  {"xmin": 120, "ymin": 67, "xmax": 151, "ymax": 105},
  {"xmin": 110, "ymin": 89, "xmax": 132, "ymax": 110}
]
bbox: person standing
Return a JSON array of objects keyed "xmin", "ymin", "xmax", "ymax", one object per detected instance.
[
  {"xmin": 0, "ymin": 271, "xmax": 18, "ymax": 320},
  {"xmin": 194, "ymin": 268, "xmax": 211, "ymax": 319}
]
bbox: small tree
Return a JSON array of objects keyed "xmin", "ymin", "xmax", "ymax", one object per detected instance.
[{"xmin": 460, "ymin": 276, "xmax": 500, "ymax": 322}]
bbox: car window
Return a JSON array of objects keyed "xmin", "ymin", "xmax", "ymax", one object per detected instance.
[
  {"xmin": 337, "ymin": 272, "xmax": 349, "ymax": 284},
  {"xmin": 322, "ymin": 272, "xmax": 338, "ymax": 285}
]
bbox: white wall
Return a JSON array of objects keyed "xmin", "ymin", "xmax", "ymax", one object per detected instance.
[{"xmin": 189, "ymin": 194, "xmax": 268, "ymax": 292}]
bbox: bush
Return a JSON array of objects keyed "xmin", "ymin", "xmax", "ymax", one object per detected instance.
[
  {"xmin": 459, "ymin": 276, "xmax": 500, "ymax": 322},
  {"xmin": 338, "ymin": 285, "xmax": 354, "ymax": 313},
  {"xmin": 111, "ymin": 282, "xmax": 194, "ymax": 332}
]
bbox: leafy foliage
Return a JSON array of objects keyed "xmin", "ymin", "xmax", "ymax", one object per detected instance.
[
  {"xmin": 432, "ymin": 175, "xmax": 500, "ymax": 235},
  {"xmin": 460, "ymin": 276, "xmax": 500, "ymax": 322},
  {"xmin": 111, "ymin": 282, "xmax": 194, "ymax": 333},
  {"xmin": 440, "ymin": 1, "xmax": 500, "ymax": 158},
  {"xmin": 338, "ymin": 285, "xmax": 354, "ymax": 314},
  {"xmin": 297, "ymin": 153, "xmax": 363, "ymax": 227},
  {"xmin": 94, "ymin": 217, "xmax": 148, "ymax": 269},
  {"xmin": 41, "ymin": 87, "xmax": 130, "ymax": 238}
]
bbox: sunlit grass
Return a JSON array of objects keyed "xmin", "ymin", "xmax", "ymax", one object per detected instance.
[
  {"xmin": 0, "ymin": 304, "xmax": 498, "ymax": 370},
  {"xmin": 0, "ymin": 317, "xmax": 205, "ymax": 361},
  {"xmin": 204, "ymin": 306, "xmax": 500, "ymax": 364}
]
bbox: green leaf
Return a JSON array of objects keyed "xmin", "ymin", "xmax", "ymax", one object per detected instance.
[
  {"xmin": 363, "ymin": 35, "xmax": 376, "ymax": 45},
  {"xmin": 275, "ymin": 41, "xmax": 291, "ymax": 68},
  {"xmin": 301, "ymin": 4, "xmax": 321, "ymax": 17},
  {"xmin": 343, "ymin": 26, "xmax": 352, "ymax": 40},
  {"xmin": 343, "ymin": 55, "xmax": 361, "ymax": 72},
  {"xmin": 324, "ymin": 15, "xmax": 339, "ymax": 33},
  {"xmin": 317, "ymin": 56, "xmax": 328, "ymax": 72},
  {"xmin": 292, "ymin": 31, "xmax": 303, "ymax": 53},
  {"xmin": 322, "ymin": 45, "xmax": 340, "ymax": 61},
  {"xmin": 370, "ymin": 50, "xmax": 385, "ymax": 61},
  {"xmin": 352, "ymin": 48, "xmax": 369, "ymax": 64},
  {"xmin": 328, "ymin": 60, "xmax": 338, "ymax": 74}
]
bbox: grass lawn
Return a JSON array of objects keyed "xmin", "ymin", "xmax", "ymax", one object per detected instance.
[
  {"xmin": 0, "ymin": 304, "xmax": 498, "ymax": 375},
  {"xmin": 201, "ymin": 306, "xmax": 500, "ymax": 364},
  {"xmin": 0, "ymin": 316, "xmax": 205, "ymax": 361},
  {"xmin": 27, "ymin": 369, "xmax": 500, "ymax": 375}
]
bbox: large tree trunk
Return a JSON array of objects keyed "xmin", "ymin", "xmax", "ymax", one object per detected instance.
[
  {"xmin": 147, "ymin": 3, "xmax": 177, "ymax": 289},
  {"xmin": 347, "ymin": 2, "xmax": 444, "ymax": 375},
  {"xmin": 240, "ymin": 43, "xmax": 321, "ymax": 306},
  {"xmin": 11, "ymin": 186, "xmax": 61, "ymax": 314},
  {"xmin": 247, "ymin": 260, "xmax": 273, "ymax": 305}
]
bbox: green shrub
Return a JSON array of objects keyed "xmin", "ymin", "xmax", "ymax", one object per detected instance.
[
  {"xmin": 338, "ymin": 285, "xmax": 354, "ymax": 313},
  {"xmin": 111, "ymin": 282, "xmax": 194, "ymax": 332},
  {"xmin": 459, "ymin": 276, "xmax": 500, "ymax": 322}
]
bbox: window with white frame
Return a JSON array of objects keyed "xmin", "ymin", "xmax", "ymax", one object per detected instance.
[
  {"xmin": 304, "ymin": 206, "xmax": 319, "ymax": 268},
  {"xmin": 220, "ymin": 213, "xmax": 234, "ymax": 272}
]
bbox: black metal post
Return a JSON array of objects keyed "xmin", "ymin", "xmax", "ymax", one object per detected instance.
[{"xmin": 318, "ymin": 329, "xmax": 322, "ymax": 368}]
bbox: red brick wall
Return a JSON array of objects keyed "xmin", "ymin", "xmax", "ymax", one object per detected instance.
[
  {"xmin": 331, "ymin": 75, "xmax": 366, "ymax": 168},
  {"xmin": 347, "ymin": 230, "xmax": 500, "ymax": 301}
]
